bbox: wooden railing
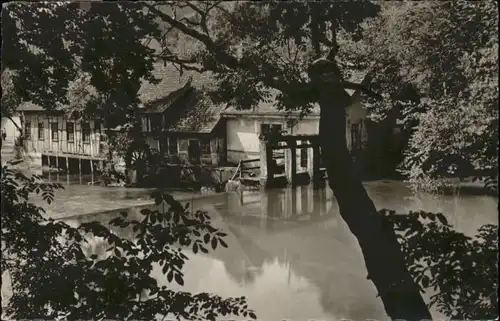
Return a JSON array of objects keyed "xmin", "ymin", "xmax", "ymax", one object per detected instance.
[{"xmin": 230, "ymin": 158, "xmax": 261, "ymax": 181}]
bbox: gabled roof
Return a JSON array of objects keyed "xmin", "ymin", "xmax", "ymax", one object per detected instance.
[
  {"xmin": 164, "ymin": 88, "xmax": 226, "ymax": 134},
  {"xmin": 16, "ymin": 62, "xmax": 214, "ymax": 112},
  {"xmin": 141, "ymin": 81, "xmax": 192, "ymax": 114},
  {"xmin": 222, "ymin": 89, "xmax": 321, "ymax": 117},
  {"xmin": 138, "ymin": 62, "xmax": 215, "ymax": 105},
  {"xmin": 222, "ymin": 70, "xmax": 368, "ymax": 117}
]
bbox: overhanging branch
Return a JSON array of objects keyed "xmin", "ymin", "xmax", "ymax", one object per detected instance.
[{"xmin": 143, "ymin": 3, "xmax": 240, "ymax": 69}]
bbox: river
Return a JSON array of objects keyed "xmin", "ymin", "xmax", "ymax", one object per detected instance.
[{"xmin": 5, "ymin": 175, "xmax": 499, "ymax": 320}]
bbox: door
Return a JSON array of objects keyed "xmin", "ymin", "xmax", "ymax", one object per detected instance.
[
  {"xmin": 351, "ymin": 123, "xmax": 361, "ymax": 152},
  {"xmin": 188, "ymin": 140, "xmax": 201, "ymax": 164}
]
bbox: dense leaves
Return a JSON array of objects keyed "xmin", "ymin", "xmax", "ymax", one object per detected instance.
[
  {"xmin": 2, "ymin": 2, "xmax": 160, "ymax": 127},
  {"xmin": 340, "ymin": 1, "xmax": 499, "ymax": 190},
  {"xmin": 2, "ymin": 1, "xmax": 498, "ymax": 319},
  {"xmin": 1, "ymin": 166, "xmax": 255, "ymax": 320},
  {"xmin": 381, "ymin": 209, "xmax": 498, "ymax": 319}
]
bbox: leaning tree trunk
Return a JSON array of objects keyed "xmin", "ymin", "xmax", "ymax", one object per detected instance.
[{"xmin": 317, "ymin": 87, "xmax": 432, "ymax": 320}]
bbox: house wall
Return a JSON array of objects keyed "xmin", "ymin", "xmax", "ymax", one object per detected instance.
[
  {"xmin": 1, "ymin": 115, "xmax": 21, "ymax": 141},
  {"xmin": 23, "ymin": 112, "xmax": 104, "ymax": 158},
  {"xmin": 144, "ymin": 133, "xmax": 222, "ymax": 166},
  {"xmin": 225, "ymin": 116, "xmax": 289, "ymax": 163},
  {"xmin": 345, "ymin": 98, "xmax": 369, "ymax": 151},
  {"xmin": 139, "ymin": 97, "xmax": 368, "ymax": 168},
  {"xmin": 225, "ymin": 99, "xmax": 369, "ymax": 165}
]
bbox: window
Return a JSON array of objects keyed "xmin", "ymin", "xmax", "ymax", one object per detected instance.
[
  {"xmin": 24, "ymin": 122, "xmax": 31, "ymax": 139},
  {"xmin": 38, "ymin": 122, "xmax": 45, "ymax": 140},
  {"xmin": 94, "ymin": 120, "xmax": 102, "ymax": 134},
  {"xmin": 82, "ymin": 122, "xmax": 91, "ymax": 144},
  {"xmin": 67, "ymin": 122, "xmax": 75, "ymax": 142},
  {"xmin": 260, "ymin": 123, "xmax": 283, "ymax": 138},
  {"xmin": 141, "ymin": 116, "xmax": 150, "ymax": 132},
  {"xmin": 51, "ymin": 122, "xmax": 59, "ymax": 142},
  {"xmin": 201, "ymin": 139, "xmax": 211, "ymax": 154},
  {"xmin": 151, "ymin": 117, "xmax": 162, "ymax": 132},
  {"xmin": 300, "ymin": 142, "xmax": 308, "ymax": 168},
  {"xmin": 351, "ymin": 123, "xmax": 361, "ymax": 152},
  {"xmin": 168, "ymin": 136, "xmax": 178, "ymax": 155},
  {"xmin": 188, "ymin": 140, "xmax": 201, "ymax": 164},
  {"xmin": 261, "ymin": 124, "xmax": 271, "ymax": 135}
]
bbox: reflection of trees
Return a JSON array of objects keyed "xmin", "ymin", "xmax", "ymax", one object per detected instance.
[
  {"xmin": 383, "ymin": 210, "xmax": 498, "ymax": 319},
  {"xmin": 213, "ymin": 187, "xmax": 497, "ymax": 319}
]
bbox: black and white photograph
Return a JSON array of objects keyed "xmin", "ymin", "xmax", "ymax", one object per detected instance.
[{"xmin": 1, "ymin": 1, "xmax": 498, "ymax": 320}]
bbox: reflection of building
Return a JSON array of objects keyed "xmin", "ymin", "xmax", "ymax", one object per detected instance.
[{"xmin": 207, "ymin": 186, "xmax": 387, "ymax": 320}]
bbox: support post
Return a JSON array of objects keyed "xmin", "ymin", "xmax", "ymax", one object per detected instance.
[
  {"xmin": 259, "ymin": 138, "xmax": 274, "ymax": 187},
  {"xmin": 48, "ymin": 154, "xmax": 51, "ymax": 169},
  {"xmin": 66, "ymin": 157, "xmax": 69, "ymax": 173},
  {"xmin": 286, "ymin": 141, "xmax": 297, "ymax": 187},
  {"xmin": 55, "ymin": 155, "xmax": 59, "ymax": 170},
  {"xmin": 290, "ymin": 187, "xmax": 297, "ymax": 216},
  {"xmin": 90, "ymin": 160, "xmax": 94, "ymax": 184},
  {"xmin": 312, "ymin": 140, "xmax": 321, "ymax": 188},
  {"xmin": 78, "ymin": 157, "xmax": 82, "ymax": 174}
]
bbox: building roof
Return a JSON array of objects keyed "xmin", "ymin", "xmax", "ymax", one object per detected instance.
[
  {"xmin": 138, "ymin": 62, "xmax": 215, "ymax": 105},
  {"xmin": 164, "ymin": 89, "xmax": 226, "ymax": 134},
  {"xmin": 222, "ymin": 90, "xmax": 321, "ymax": 117},
  {"xmin": 139, "ymin": 63, "xmax": 225, "ymax": 134},
  {"xmin": 16, "ymin": 62, "xmax": 214, "ymax": 112},
  {"xmin": 222, "ymin": 70, "xmax": 368, "ymax": 117}
]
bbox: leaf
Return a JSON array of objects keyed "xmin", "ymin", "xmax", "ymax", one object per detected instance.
[
  {"xmin": 193, "ymin": 243, "xmax": 199, "ymax": 254},
  {"xmin": 167, "ymin": 271, "xmax": 173, "ymax": 282},
  {"xmin": 109, "ymin": 217, "xmax": 123, "ymax": 226},
  {"xmin": 174, "ymin": 273, "xmax": 184, "ymax": 286},
  {"xmin": 249, "ymin": 312, "xmax": 257, "ymax": 319},
  {"xmin": 219, "ymin": 238, "xmax": 228, "ymax": 248},
  {"xmin": 422, "ymin": 276, "xmax": 430, "ymax": 288},
  {"xmin": 200, "ymin": 246, "xmax": 208, "ymax": 253},
  {"xmin": 436, "ymin": 213, "xmax": 448, "ymax": 225},
  {"xmin": 204, "ymin": 233, "xmax": 210, "ymax": 244}
]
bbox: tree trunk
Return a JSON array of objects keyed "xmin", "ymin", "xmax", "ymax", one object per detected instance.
[{"xmin": 317, "ymin": 87, "xmax": 432, "ymax": 320}]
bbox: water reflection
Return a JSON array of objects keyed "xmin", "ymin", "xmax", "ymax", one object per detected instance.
[{"xmin": 59, "ymin": 183, "xmax": 497, "ymax": 320}]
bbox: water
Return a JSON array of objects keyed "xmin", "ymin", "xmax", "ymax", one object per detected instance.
[
  {"xmin": 44, "ymin": 181, "xmax": 497, "ymax": 320},
  {"xmin": 31, "ymin": 172, "xmax": 198, "ymax": 219}
]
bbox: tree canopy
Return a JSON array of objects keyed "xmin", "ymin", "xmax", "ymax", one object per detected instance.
[
  {"xmin": 340, "ymin": 1, "xmax": 499, "ymax": 191},
  {"xmin": 1, "ymin": 1, "xmax": 498, "ymax": 320}
]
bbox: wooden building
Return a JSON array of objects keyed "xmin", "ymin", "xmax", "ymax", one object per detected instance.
[
  {"xmin": 18, "ymin": 103, "xmax": 105, "ymax": 172},
  {"xmin": 138, "ymin": 66, "xmax": 227, "ymax": 166}
]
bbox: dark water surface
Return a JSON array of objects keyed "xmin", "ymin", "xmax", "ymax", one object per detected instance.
[{"xmin": 46, "ymin": 180, "xmax": 497, "ymax": 321}]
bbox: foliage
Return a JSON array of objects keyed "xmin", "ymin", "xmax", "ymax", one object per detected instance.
[
  {"xmin": 3, "ymin": 1, "xmax": 497, "ymax": 319},
  {"xmin": 2, "ymin": 2, "xmax": 160, "ymax": 128},
  {"xmin": 340, "ymin": 1, "xmax": 499, "ymax": 190},
  {"xmin": 381, "ymin": 209, "xmax": 498, "ymax": 319},
  {"xmin": 144, "ymin": 1, "xmax": 379, "ymax": 113},
  {"xmin": 1, "ymin": 166, "xmax": 255, "ymax": 320}
]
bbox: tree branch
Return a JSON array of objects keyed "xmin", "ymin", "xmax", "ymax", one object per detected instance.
[
  {"xmin": 341, "ymin": 81, "xmax": 383, "ymax": 100},
  {"xmin": 144, "ymin": 3, "xmax": 240, "ymax": 69},
  {"xmin": 7, "ymin": 116, "xmax": 22, "ymax": 132}
]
